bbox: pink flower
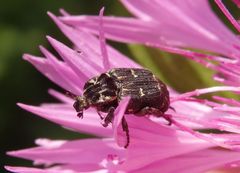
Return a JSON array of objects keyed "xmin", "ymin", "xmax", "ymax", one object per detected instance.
[{"xmin": 6, "ymin": 6, "xmax": 240, "ymax": 173}]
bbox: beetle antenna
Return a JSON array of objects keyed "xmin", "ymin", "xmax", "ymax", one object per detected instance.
[
  {"xmin": 65, "ymin": 91, "xmax": 77, "ymax": 99},
  {"xmin": 169, "ymin": 106, "xmax": 176, "ymax": 112}
]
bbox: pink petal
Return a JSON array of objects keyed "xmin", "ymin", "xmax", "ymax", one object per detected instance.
[
  {"xmin": 99, "ymin": 7, "xmax": 110, "ymax": 70},
  {"xmin": 17, "ymin": 103, "xmax": 112, "ymax": 137},
  {"xmin": 5, "ymin": 165, "xmax": 107, "ymax": 173},
  {"xmin": 129, "ymin": 149, "xmax": 240, "ymax": 173},
  {"xmin": 46, "ymin": 36, "xmax": 100, "ymax": 80},
  {"xmin": 114, "ymin": 115, "xmax": 215, "ymax": 171},
  {"xmin": 232, "ymin": 0, "xmax": 240, "ymax": 7},
  {"xmin": 39, "ymin": 46, "xmax": 84, "ymax": 94},
  {"xmin": 23, "ymin": 54, "xmax": 82, "ymax": 95},
  {"xmin": 61, "ymin": 0, "xmax": 240, "ymax": 57},
  {"xmin": 112, "ymin": 97, "xmax": 130, "ymax": 147},
  {"xmin": 172, "ymin": 86, "xmax": 240, "ymax": 102},
  {"xmin": 48, "ymin": 89, "xmax": 73, "ymax": 104},
  {"xmin": 213, "ymin": 96, "xmax": 240, "ymax": 107},
  {"xmin": 215, "ymin": 0, "xmax": 240, "ymax": 32},
  {"xmin": 121, "ymin": 0, "xmax": 240, "ymax": 53},
  {"xmin": 60, "ymin": 15, "xmax": 164, "ymax": 47},
  {"xmin": 7, "ymin": 138, "xmax": 124, "ymax": 166},
  {"xmin": 49, "ymin": 12, "xmax": 140, "ymax": 69},
  {"xmin": 5, "ymin": 166, "xmax": 66, "ymax": 173}
]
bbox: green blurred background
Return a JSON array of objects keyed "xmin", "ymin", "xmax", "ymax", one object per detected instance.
[{"xmin": 1, "ymin": 1, "xmax": 239, "ymax": 172}]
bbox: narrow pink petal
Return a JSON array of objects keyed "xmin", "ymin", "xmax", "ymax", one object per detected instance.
[
  {"xmin": 99, "ymin": 7, "xmax": 110, "ymax": 70},
  {"xmin": 215, "ymin": 0, "xmax": 240, "ymax": 32},
  {"xmin": 5, "ymin": 166, "xmax": 65, "ymax": 173},
  {"xmin": 172, "ymin": 86, "xmax": 240, "ymax": 102},
  {"xmin": 5, "ymin": 165, "xmax": 108, "ymax": 173},
  {"xmin": 23, "ymin": 54, "xmax": 81, "ymax": 94},
  {"xmin": 213, "ymin": 96, "xmax": 240, "ymax": 106},
  {"xmin": 7, "ymin": 138, "xmax": 124, "ymax": 166},
  {"xmin": 216, "ymin": 65, "xmax": 240, "ymax": 79},
  {"xmin": 46, "ymin": 36, "xmax": 100, "ymax": 80},
  {"xmin": 60, "ymin": 15, "xmax": 153, "ymax": 32},
  {"xmin": 112, "ymin": 97, "xmax": 130, "ymax": 147},
  {"xmin": 212, "ymin": 117, "xmax": 240, "ymax": 135},
  {"xmin": 120, "ymin": 0, "xmax": 153, "ymax": 20},
  {"xmin": 49, "ymin": 12, "xmax": 139, "ymax": 69},
  {"xmin": 60, "ymin": 15, "xmax": 164, "ymax": 47},
  {"xmin": 48, "ymin": 12, "xmax": 106, "ymax": 73},
  {"xmin": 59, "ymin": 9, "xmax": 70, "ymax": 16},
  {"xmin": 17, "ymin": 103, "xmax": 112, "ymax": 137},
  {"xmin": 214, "ymin": 105, "xmax": 240, "ymax": 112},
  {"xmin": 48, "ymin": 89, "xmax": 73, "ymax": 104},
  {"xmin": 5, "ymin": 166, "xmax": 108, "ymax": 173},
  {"xmin": 60, "ymin": 164, "xmax": 105, "ymax": 173},
  {"xmin": 171, "ymin": 100, "xmax": 215, "ymax": 119},
  {"xmin": 214, "ymin": 63, "xmax": 240, "ymax": 87},
  {"xmin": 151, "ymin": 43, "xmax": 236, "ymax": 63},
  {"xmin": 39, "ymin": 46, "xmax": 83, "ymax": 94}
]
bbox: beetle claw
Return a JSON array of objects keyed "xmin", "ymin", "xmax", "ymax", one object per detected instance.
[
  {"xmin": 101, "ymin": 121, "xmax": 108, "ymax": 127},
  {"xmin": 162, "ymin": 114, "xmax": 172, "ymax": 125},
  {"xmin": 77, "ymin": 111, "xmax": 83, "ymax": 119},
  {"xmin": 97, "ymin": 111, "xmax": 104, "ymax": 120},
  {"xmin": 102, "ymin": 107, "xmax": 115, "ymax": 127}
]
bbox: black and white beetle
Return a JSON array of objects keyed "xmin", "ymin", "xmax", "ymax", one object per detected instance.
[{"xmin": 72, "ymin": 68, "xmax": 170, "ymax": 148}]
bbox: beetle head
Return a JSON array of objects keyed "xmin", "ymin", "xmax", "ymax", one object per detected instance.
[{"xmin": 73, "ymin": 96, "xmax": 89, "ymax": 118}]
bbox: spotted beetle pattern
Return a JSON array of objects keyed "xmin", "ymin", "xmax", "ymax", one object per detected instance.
[{"xmin": 73, "ymin": 68, "xmax": 170, "ymax": 148}]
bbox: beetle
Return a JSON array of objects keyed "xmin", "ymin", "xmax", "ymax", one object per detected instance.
[{"xmin": 72, "ymin": 68, "xmax": 171, "ymax": 148}]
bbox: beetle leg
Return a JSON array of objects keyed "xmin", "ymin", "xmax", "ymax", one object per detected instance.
[
  {"xmin": 102, "ymin": 107, "xmax": 115, "ymax": 127},
  {"xmin": 121, "ymin": 116, "xmax": 130, "ymax": 148},
  {"xmin": 137, "ymin": 107, "xmax": 172, "ymax": 125},
  {"xmin": 136, "ymin": 106, "xmax": 152, "ymax": 116},
  {"xmin": 97, "ymin": 110, "xmax": 104, "ymax": 120},
  {"xmin": 77, "ymin": 111, "xmax": 83, "ymax": 119},
  {"xmin": 162, "ymin": 114, "xmax": 172, "ymax": 125}
]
